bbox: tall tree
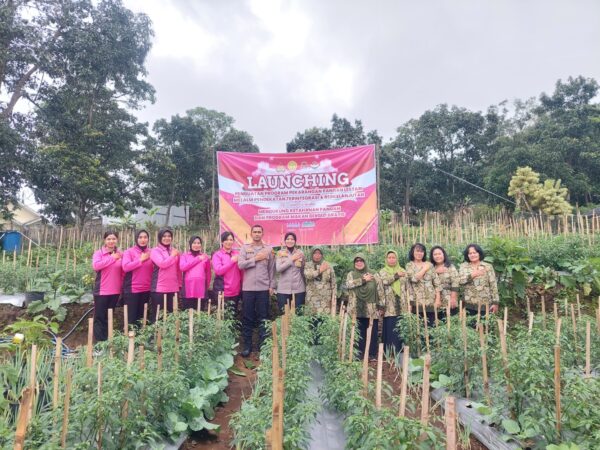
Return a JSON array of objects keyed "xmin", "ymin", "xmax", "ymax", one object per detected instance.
[
  {"xmin": 286, "ymin": 114, "xmax": 381, "ymax": 152},
  {"xmin": 25, "ymin": 0, "xmax": 155, "ymax": 229}
]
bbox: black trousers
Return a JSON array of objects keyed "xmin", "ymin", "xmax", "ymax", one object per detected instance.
[
  {"xmin": 180, "ymin": 297, "xmax": 206, "ymax": 310},
  {"xmin": 382, "ymin": 316, "xmax": 403, "ymax": 354},
  {"xmin": 123, "ymin": 292, "xmax": 150, "ymax": 327},
  {"xmin": 357, "ymin": 317, "xmax": 379, "ymax": 359},
  {"xmin": 149, "ymin": 292, "xmax": 175, "ymax": 324},
  {"xmin": 276, "ymin": 292, "xmax": 306, "ymax": 313},
  {"xmin": 93, "ymin": 294, "xmax": 119, "ymax": 342},
  {"xmin": 242, "ymin": 290, "xmax": 270, "ymax": 352}
]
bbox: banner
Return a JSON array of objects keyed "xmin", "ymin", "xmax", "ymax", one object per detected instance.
[{"xmin": 217, "ymin": 145, "xmax": 378, "ymax": 246}]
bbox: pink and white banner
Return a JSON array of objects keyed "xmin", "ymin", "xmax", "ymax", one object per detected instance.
[{"xmin": 217, "ymin": 145, "xmax": 379, "ymax": 246}]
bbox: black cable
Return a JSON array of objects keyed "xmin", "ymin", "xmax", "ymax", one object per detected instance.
[{"xmin": 62, "ymin": 306, "xmax": 95, "ymax": 342}]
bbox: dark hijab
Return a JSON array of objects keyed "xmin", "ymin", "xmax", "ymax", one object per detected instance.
[
  {"xmin": 188, "ymin": 235, "xmax": 202, "ymax": 257},
  {"xmin": 135, "ymin": 229, "xmax": 149, "ymax": 251}
]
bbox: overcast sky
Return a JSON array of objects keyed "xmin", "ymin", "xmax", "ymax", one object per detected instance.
[{"xmin": 122, "ymin": 0, "xmax": 600, "ymax": 153}]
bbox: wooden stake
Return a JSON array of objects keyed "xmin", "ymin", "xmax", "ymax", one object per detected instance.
[
  {"xmin": 576, "ymin": 294, "xmax": 582, "ymax": 320},
  {"xmin": 97, "ymin": 362, "xmax": 103, "ymax": 450},
  {"xmin": 585, "ymin": 321, "xmax": 591, "ymax": 378},
  {"xmin": 108, "ymin": 308, "xmax": 113, "ymax": 357},
  {"xmin": 375, "ymin": 343, "xmax": 384, "ymax": 410},
  {"xmin": 348, "ymin": 320, "xmax": 356, "ymax": 362},
  {"xmin": 207, "ymin": 298, "xmax": 212, "ymax": 316},
  {"xmin": 362, "ymin": 322, "xmax": 373, "ymax": 396},
  {"xmin": 142, "ymin": 303, "xmax": 148, "ymax": 329},
  {"xmin": 541, "ymin": 295, "xmax": 546, "ymax": 329},
  {"xmin": 554, "ymin": 345, "xmax": 561, "ymax": 434},
  {"xmin": 331, "ymin": 292, "xmax": 337, "ymax": 318},
  {"xmin": 503, "ymin": 307, "xmax": 508, "ymax": 335},
  {"xmin": 570, "ymin": 304, "xmax": 578, "ymax": 358},
  {"xmin": 445, "ymin": 396, "xmax": 457, "ymax": 450},
  {"xmin": 398, "ymin": 347, "xmax": 409, "ymax": 417},
  {"xmin": 528, "ymin": 312, "xmax": 534, "ymax": 335},
  {"xmin": 478, "ymin": 323, "xmax": 490, "ymax": 403},
  {"xmin": 139, "ymin": 345, "xmax": 145, "ymax": 370},
  {"xmin": 52, "ymin": 337, "xmax": 62, "ymax": 411},
  {"xmin": 420, "ymin": 353, "xmax": 431, "ymax": 427},
  {"xmin": 60, "ymin": 368, "xmax": 73, "ymax": 448},
  {"xmin": 555, "ymin": 318, "xmax": 562, "ymax": 346},
  {"xmin": 461, "ymin": 309, "xmax": 469, "ymax": 399},
  {"xmin": 126, "ymin": 331, "xmax": 135, "ymax": 366},
  {"xmin": 340, "ymin": 310, "xmax": 349, "ymax": 360},
  {"xmin": 156, "ymin": 330, "xmax": 163, "ymax": 371},
  {"xmin": 86, "ymin": 318, "xmax": 93, "ymax": 368},
  {"xmin": 188, "ymin": 308, "xmax": 194, "ymax": 345},
  {"xmin": 498, "ymin": 320, "xmax": 513, "ymax": 401},
  {"xmin": 163, "ymin": 294, "xmax": 168, "ymax": 326},
  {"xmin": 123, "ymin": 304, "xmax": 128, "ymax": 334},
  {"xmin": 13, "ymin": 387, "xmax": 34, "ymax": 450}
]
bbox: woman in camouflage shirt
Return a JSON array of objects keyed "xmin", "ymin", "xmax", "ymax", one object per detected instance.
[
  {"xmin": 430, "ymin": 245, "xmax": 459, "ymax": 319},
  {"xmin": 304, "ymin": 247, "xmax": 336, "ymax": 315},
  {"xmin": 458, "ymin": 244, "xmax": 499, "ymax": 315},
  {"xmin": 378, "ymin": 250, "xmax": 406, "ymax": 354},
  {"xmin": 405, "ymin": 243, "xmax": 441, "ymax": 327},
  {"xmin": 346, "ymin": 253, "xmax": 385, "ymax": 360}
]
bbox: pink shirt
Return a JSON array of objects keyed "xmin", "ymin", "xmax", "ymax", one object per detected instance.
[
  {"xmin": 179, "ymin": 252, "xmax": 211, "ymax": 299},
  {"xmin": 92, "ymin": 247, "xmax": 123, "ymax": 296},
  {"xmin": 122, "ymin": 246, "xmax": 153, "ymax": 293},
  {"xmin": 211, "ymin": 248, "xmax": 242, "ymax": 297},
  {"xmin": 150, "ymin": 245, "xmax": 181, "ymax": 293}
]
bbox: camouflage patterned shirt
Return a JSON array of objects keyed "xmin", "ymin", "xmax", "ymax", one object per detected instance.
[
  {"xmin": 378, "ymin": 269, "xmax": 406, "ymax": 317},
  {"xmin": 405, "ymin": 261, "xmax": 442, "ymax": 312},
  {"xmin": 458, "ymin": 261, "xmax": 499, "ymax": 309},
  {"xmin": 345, "ymin": 271, "xmax": 385, "ymax": 319},
  {"xmin": 304, "ymin": 262, "xmax": 336, "ymax": 314},
  {"xmin": 435, "ymin": 265, "xmax": 460, "ymax": 308}
]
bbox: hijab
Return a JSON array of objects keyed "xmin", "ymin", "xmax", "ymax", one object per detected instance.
[
  {"xmin": 350, "ymin": 253, "xmax": 377, "ymax": 303},
  {"xmin": 382, "ymin": 250, "xmax": 403, "ymax": 297},
  {"xmin": 135, "ymin": 229, "xmax": 149, "ymax": 251},
  {"xmin": 188, "ymin": 235, "xmax": 202, "ymax": 257}
]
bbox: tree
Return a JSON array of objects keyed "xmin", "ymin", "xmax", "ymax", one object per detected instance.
[
  {"xmin": 508, "ymin": 167, "xmax": 571, "ymax": 215},
  {"xmin": 25, "ymin": 0, "xmax": 155, "ymax": 230},
  {"xmin": 144, "ymin": 108, "xmax": 260, "ymax": 226},
  {"xmin": 286, "ymin": 114, "xmax": 381, "ymax": 152}
]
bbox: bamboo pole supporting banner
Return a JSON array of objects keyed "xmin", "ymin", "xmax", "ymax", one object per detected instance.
[
  {"xmin": 420, "ymin": 353, "xmax": 431, "ymax": 427},
  {"xmin": 60, "ymin": 368, "xmax": 73, "ymax": 448},
  {"xmin": 445, "ymin": 396, "xmax": 457, "ymax": 450},
  {"xmin": 398, "ymin": 347, "xmax": 410, "ymax": 417},
  {"xmin": 375, "ymin": 343, "xmax": 384, "ymax": 410},
  {"xmin": 13, "ymin": 387, "xmax": 33, "ymax": 450},
  {"xmin": 554, "ymin": 345, "xmax": 561, "ymax": 434},
  {"xmin": 86, "ymin": 318, "xmax": 94, "ymax": 368},
  {"xmin": 52, "ymin": 337, "xmax": 62, "ymax": 412}
]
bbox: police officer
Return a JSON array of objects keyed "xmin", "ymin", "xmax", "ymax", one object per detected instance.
[{"xmin": 238, "ymin": 224, "xmax": 276, "ymax": 357}]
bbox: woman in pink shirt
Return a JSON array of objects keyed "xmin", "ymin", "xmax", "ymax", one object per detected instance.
[
  {"xmin": 211, "ymin": 231, "xmax": 242, "ymax": 317},
  {"xmin": 150, "ymin": 228, "xmax": 180, "ymax": 322},
  {"xmin": 179, "ymin": 236, "xmax": 211, "ymax": 310},
  {"xmin": 92, "ymin": 231, "xmax": 123, "ymax": 341},
  {"xmin": 122, "ymin": 230, "xmax": 152, "ymax": 327}
]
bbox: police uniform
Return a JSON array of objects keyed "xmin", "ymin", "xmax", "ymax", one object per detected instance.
[
  {"xmin": 238, "ymin": 242, "xmax": 276, "ymax": 353},
  {"xmin": 275, "ymin": 248, "xmax": 306, "ymax": 312}
]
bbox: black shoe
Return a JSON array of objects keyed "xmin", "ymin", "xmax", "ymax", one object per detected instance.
[{"xmin": 241, "ymin": 348, "xmax": 251, "ymax": 357}]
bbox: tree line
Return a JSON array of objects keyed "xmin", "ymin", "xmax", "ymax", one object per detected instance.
[{"xmin": 2, "ymin": 1, "xmax": 599, "ymax": 230}]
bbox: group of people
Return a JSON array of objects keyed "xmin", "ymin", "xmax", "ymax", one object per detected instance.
[
  {"xmin": 92, "ymin": 225, "xmax": 499, "ymax": 361},
  {"xmin": 346, "ymin": 243, "xmax": 499, "ymax": 360}
]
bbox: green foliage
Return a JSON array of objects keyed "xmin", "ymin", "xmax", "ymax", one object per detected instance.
[{"xmin": 2, "ymin": 315, "xmax": 59, "ymax": 347}]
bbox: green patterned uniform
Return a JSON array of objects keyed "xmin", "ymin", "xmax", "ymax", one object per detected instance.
[
  {"xmin": 436, "ymin": 265, "xmax": 460, "ymax": 308},
  {"xmin": 458, "ymin": 261, "xmax": 499, "ymax": 310},
  {"xmin": 304, "ymin": 257, "xmax": 336, "ymax": 314},
  {"xmin": 405, "ymin": 261, "xmax": 441, "ymax": 312},
  {"xmin": 346, "ymin": 271, "xmax": 385, "ymax": 320},
  {"xmin": 378, "ymin": 268, "xmax": 406, "ymax": 317}
]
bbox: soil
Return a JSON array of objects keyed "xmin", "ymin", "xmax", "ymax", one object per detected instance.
[{"xmin": 181, "ymin": 353, "xmax": 259, "ymax": 450}]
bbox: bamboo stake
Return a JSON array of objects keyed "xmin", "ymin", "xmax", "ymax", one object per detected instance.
[
  {"xmin": 585, "ymin": 321, "xmax": 591, "ymax": 378},
  {"xmin": 156, "ymin": 330, "xmax": 163, "ymax": 371},
  {"xmin": 420, "ymin": 353, "xmax": 431, "ymax": 427},
  {"xmin": 362, "ymin": 321, "xmax": 373, "ymax": 396},
  {"xmin": 528, "ymin": 312, "xmax": 534, "ymax": 335},
  {"xmin": 52, "ymin": 337, "xmax": 62, "ymax": 411},
  {"xmin": 123, "ymin": 305, "xmax": 128, "ymax": 334},
  {"xmin": 555, "ymin": 318, "xmax": 562, "ymax": 346},
  {"xmin": 541, "ymin": 295, "xmax": 546, "ymax": 329},
  {"xmin": 207, "ymin": 298, "xmax": 212, "ymax": 316},
  {"xmin": 13, "ymin": 387, "xmax": 33, "ymax": 450},
  {"xmin": 478, "ymin": 324, "xmax": 490, "ymax": 404},
  {"xmin": 86, "ymin": 318, "xmax": 93, "ymax": 367},
  {"xmin": 127, "ymin": 331, "xmax": 135, "ymax": 366},
  {"xmin": 570, "ymin": 304, "xmax": 578, "ymax": 358},
  {"xmin": 422, "ymin": 302, "xmax": 430, "ymax": 353},
  {"xmin": 348, "ymin": 319, "xmax": 356, "ymax": 362},
  {"xmin": 60, "ymin": 368, "xmax": 73, "ymax": 448},
  {"xmin": 497, "ymin": 319, "xmax": 513, "ymax": 401},
  {"xmin": 108, "ymin": 308, "xmax": 113, "ymax": 357},
  {"xmin": 97, "ymin": 362, "xmax": 103, "ymax": 450},
  {"xmin": 503, "ymin": 307, "xmax": 508, "ymax": 335},
  {"xmin": 142, "ymin": 303, "xmax": 148, "ymax": 329},
  {"xmin": 188, "ymin": 308, "xmax": 194, "ymax": 345},
  {"xmin": 445, "ymin": 396, "xmax": 457, "ymax": 450},
  {"xmin": 375, "ymin": 343, "xmax": 384, "ymax": 410},
  {"xmin": 331, "ymin": 291, "xmax": 337, "ymax": 318},
  {"xmin": 576, "ymin": 294, "xmax": 582, "ymax": 320},
  {"xmin": 554, "ymin": 345, "xmax": 561, "ymax": 434},
  {"xmin": 340, "ymin": 309, "xmax": 349, "ymax": 360},
  {"xmin": 461, "ymin": 309, "xmax": 469, "ymax": 399},
  {"xmin": 398, "ymin": 347, "xmax": 409, "ymax": 417},
  {"xmin": 197, "ymin": 298, "xmax": 201, "ymax": 315},
  {"xmin": 163, "ymin": 294, "xmax": 168, "ymax": 326}
]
